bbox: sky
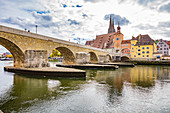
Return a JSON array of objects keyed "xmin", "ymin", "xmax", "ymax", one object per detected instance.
[{"xmin": 0, "ymin": 0, "xmax": 170, "ymax": 53}]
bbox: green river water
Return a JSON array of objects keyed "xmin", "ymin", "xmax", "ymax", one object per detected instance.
[{"xmin": 0, "ymin": 61, "xmax": 170, "ymax": 113}]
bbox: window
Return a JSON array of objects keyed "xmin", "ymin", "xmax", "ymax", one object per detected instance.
[
  {"xmin": 142, "ymin": 51, "xmax": 145, "ymax": 54},
  {"xmin": 132, "ymin": 48, "xmax": 134, "ymax": 50},
  {"xmin": 138, "ymin": 53, "xmax": 141, "ymax": 55},
  {"xmin": 157, "ymin": 48, "xmax": 159, "ymax": 50},
  {"xmin": 116, "ymin": 38, "xmax": 119, "ymax": 40},
  {"xmin": 138, "ymin": 46, "xmax": 140, "ymax": 47},
  {"xmin": 123, "ymin": 44, "xmax": 125, "ymax": 46},
  {"xmin": 134, "ymin": 55, "xmax": 136, "ymax": 57},
  {"xmin": 147, "ymin": 47, "xmax": 149, "ymax": 49},
  {"xmin": 160, "ymin": 48, "xmax": 162, "ymax": 50},
  {"xmin": 138, "ymin": 49, "xmax": 141, "ymax": 51},
  {"xmin": 164, "ymin": 48, "xmax": 166, "ymax": 50},
  {"xmin": 167, "ymin": 48, "xmax": 169, "ymax": 50},
  {"xmin": 164, "ymin": 45, "xmax": 166, "ymax": 47},
  {"xmin": 132, "ymin": 44, "xmax": 134, "ymax": 46},
  {"xmin": 126, "ymin": 44, "xmax": 129, "ymax": 46},
  {"xmin": 147, "ymin": 55, "xmax": 149, "ymax": 57},
  {"xmin": 147, "ymin": 51, "xmax": 149, "ymax": 53},
  {"xmin": 143, "ymin": 55, "xmax": 144, "ymax": 57},
  {"xmin": 142, "ymin": 47, "xmax": 145, "ymax": 49}
]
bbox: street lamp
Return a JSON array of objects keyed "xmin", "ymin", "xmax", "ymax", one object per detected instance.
[{"xmin": 35, "ymin": 25, "xmax": 38, "ymax": 34}]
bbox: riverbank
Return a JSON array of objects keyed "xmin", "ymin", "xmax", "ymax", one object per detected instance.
[
  {"xmin": 98, "ymin": 62, "xmax": 135, "ymax": 67},
  {"xmin": 4, "ymin": 66, "xmax": 86, "ymax": 77},
  {"xmin": 127, "ymin": 60, "xmax": 170, "ymax": 66}
]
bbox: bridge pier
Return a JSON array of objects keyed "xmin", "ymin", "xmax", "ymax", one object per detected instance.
[
  {"xmin": 24, "ymin": 50, "xmax": 50, "ymax": 68},
  {"xmin": 98, "ymin": 55, "xmax": 110, "ymax": 63}
]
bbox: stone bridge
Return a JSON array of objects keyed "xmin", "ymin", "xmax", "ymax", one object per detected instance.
[{"xmin": 0, "ymin": 25, "xmax": 110, "ymax": 67}]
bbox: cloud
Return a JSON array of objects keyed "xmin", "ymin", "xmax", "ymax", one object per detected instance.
[
  {"xmin": 67, "ymin": 19, "xmax": 81, "ymax": 25},
  {"xmin": 104, "ymin": 14, "xmax": 130, "ymax": 26},
  {"xmin": 133, "ymin": 22, "xmax": 170, "ymax": 38},
  {"xmin": 0, "ymin": 17, "xmax": 34, "ymax": 28},
  {"xmin": 133, "ymin": 24, "xmax": 155, "ymax": 30},
  {"xmin": 84, "ymin": 0, "xmax": 105, "ymax": 3},
  {"xmin": 159, "ymin": 3, "xmax": 170, "ymax": 13},
  {"xmin": 158, "ymin": 21, "xmax": 170, "ymax": 28},
  {"xmin": 118, "ymin": 0, "xmax": 169, "ymax": 10}
]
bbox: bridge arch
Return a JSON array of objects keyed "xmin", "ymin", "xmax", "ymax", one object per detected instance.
[
  {"xmin": 107, "ymin": 54, "xmax": 112, "ymax": 61},
  {"xmin": 56, "ymin": 47, "xmax": 76, "ymax": 64},
  {"xmin": 89, "ymin": 52, "xmax": 98, "ymax": 63},
  {"xmin": 0, "ymin": 37, "xmax": 25, "ymax": 67},
  {"xmin": 121, "ymin": 48, "xmax": 131, "ymax": 53},
  {"xmin": 121, "ymin": 56, "xmax": 130, "ymax": 61}
]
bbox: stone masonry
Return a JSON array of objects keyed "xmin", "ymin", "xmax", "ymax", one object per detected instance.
[
  {"xmin": 25, "ymin": 50, "xmax": 50, "ymax": 68},
  {"xmin": 76, "ymin": 52, "xmax": 90, "ymax": 64},
  {"xmin": 0, "ymin": 25, "xmax": 109, "ymax": 67},
  {"xmin": 98, "ymin": 55, "xmax": 110, "ymax": 63}
]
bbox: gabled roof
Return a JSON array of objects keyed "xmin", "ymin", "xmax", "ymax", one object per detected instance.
[
  {"xmin": 121, "ymin": 40, "xmax": 131, "ymax": 44},
  {"xmin": 134, "ymin": 34, "xmax": 155, "ymax": 46},
  {"xmin": 92, "ymin": 32, "xmax": 115, "ymax": 49}
]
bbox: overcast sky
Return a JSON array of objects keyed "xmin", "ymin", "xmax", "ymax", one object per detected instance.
[{"xmin": 0, "ymin": 0, "xmax": 170, "ymax": 53}]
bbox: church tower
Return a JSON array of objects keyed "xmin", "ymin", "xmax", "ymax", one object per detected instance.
[
  {"xmin": 117, "ymin": 21, "xmax": 121, "ymax": 34},
  {"xmin": 108, "ymin": 16, "xmax": 115, "ymax": 33}
]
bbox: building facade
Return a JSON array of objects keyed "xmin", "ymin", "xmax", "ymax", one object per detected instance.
[
  {"xmin": 157, "ymin": 39, "xmax": 169, "ymax": 55},
  {"xmin": 167, "ymin": 41, "xmax": 170, "ymax": 55},
  {"xmin": 121, "ymin": 40, "xmax": 131, "ymax": 57},
  {"xmin": 85, "ymin": 16, "xmax": 124, "ymax": 60},
  {"xmin": 131, "ymin": 34, "xmax": 157, "ymax": 60}
]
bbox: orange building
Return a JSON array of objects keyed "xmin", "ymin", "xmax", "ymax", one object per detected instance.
[{"xmin": 121, "ymin": 40, "xmax": 131, "ymax": 56}]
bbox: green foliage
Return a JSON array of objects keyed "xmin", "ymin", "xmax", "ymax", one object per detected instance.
[{"xmin": 49, "ymin": 49, "xmax": 62, "ymax": 57}]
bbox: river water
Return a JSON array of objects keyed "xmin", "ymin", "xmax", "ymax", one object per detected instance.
[{"xmin": 0, "ymin": 61, "xmax": 170, "ymax": 113}]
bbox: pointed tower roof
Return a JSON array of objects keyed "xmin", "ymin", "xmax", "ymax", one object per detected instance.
[{"xmin": 108, "ymin": 16, "xmax": 115, "ymax": 33}]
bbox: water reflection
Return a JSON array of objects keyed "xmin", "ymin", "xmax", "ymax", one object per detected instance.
[
  {"xmin": 0, "ymin": 65, "xmax": 170, "ymax": 112},
  {"xmin": 0, "ymin": 74, "xmax": 86, "ymax": 113}
]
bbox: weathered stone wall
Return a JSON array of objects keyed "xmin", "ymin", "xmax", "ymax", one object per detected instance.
[
  {"xmin": 24, "ymin": 50, "xmax": 50, "ymax": 68},
  {"xmin": 98, "ymin": 55, "xmax": 110, "ymax": 63},
  {"xmin": 0, "ymin": 25, "xmax": 110, "ymax": 66},
  {"xmin": 76, "ymin": 53, "xmax": 90, "ymax": 64}
]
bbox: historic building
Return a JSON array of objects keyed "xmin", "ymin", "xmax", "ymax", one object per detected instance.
[
  {"xmin": 157, "ymin": 39, "xmax": 169, "ymax": 55},
  {"xmin": 167, "ymin": 41, "xmax": 170, "ymax": 55},
  {"xmin": 85, "ymin": 40, "xmax": 94, "ymax": 47},
  {"xmin": 121, "ymin": 40, "xmax": 131, "ymax": 56},
  {"xmin": 131, "ymin": 34, "xmax": 157, "ymax": 60},
  {"xmin": 85, "ymin": 16, "xmax": 124, "ymax": 60}
]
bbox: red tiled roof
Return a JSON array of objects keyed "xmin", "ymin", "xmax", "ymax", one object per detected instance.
[
  {"xmin": 85, "ymin": 40, "xmax": 94, "ymax": 45},
  {"xmin": 121, "ymin": 40, "xmax": 131, "ymax": 44},
  {"xmin": 92, "ymin": 32, "xmax": 116, "ymax": 49},
  {"xmin": 167, "ymin": 41, "xmax": 170, "ymax": 45}
]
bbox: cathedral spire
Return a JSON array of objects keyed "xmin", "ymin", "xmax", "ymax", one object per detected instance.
[{"xmin": 108, "ymin": 16, "xmax": 115, "ymax": 33}]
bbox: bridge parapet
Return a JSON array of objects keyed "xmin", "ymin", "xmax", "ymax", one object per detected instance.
[
  {"xmin": 0, "ymin": 25, "xmax": 112, "ymax": 67},
  {"xmin": 0, "ymin": 25, "xmax": 107, "ymax": 53}
]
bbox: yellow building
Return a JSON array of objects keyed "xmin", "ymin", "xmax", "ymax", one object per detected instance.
[{"xmin": 131, "ymin": 34, "xmax": 157, "ymax": 60}]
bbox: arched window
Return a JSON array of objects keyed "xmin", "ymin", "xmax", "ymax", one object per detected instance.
[{"xmin": 116, "ymin": 38, "xmax": 119, "ymax": 40}]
